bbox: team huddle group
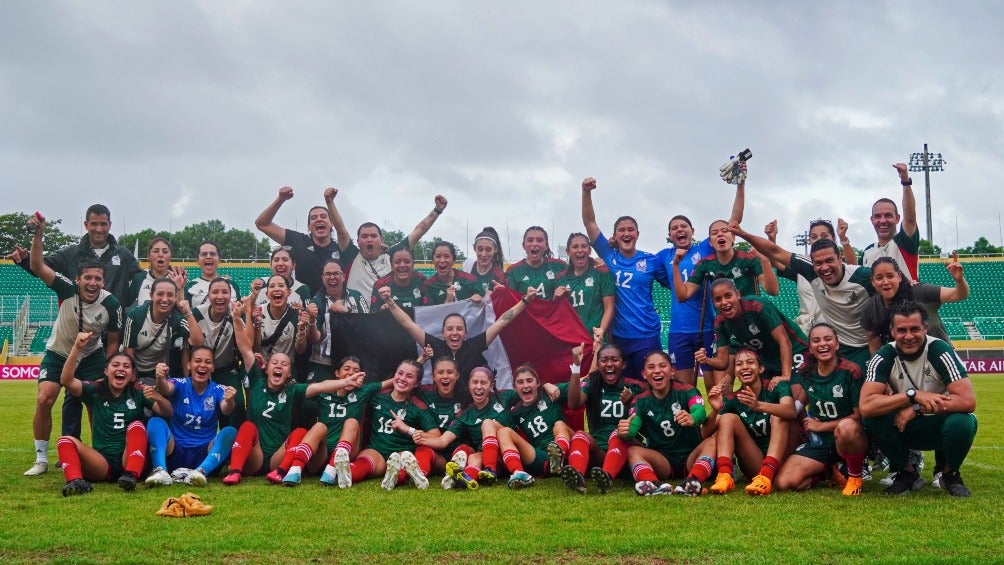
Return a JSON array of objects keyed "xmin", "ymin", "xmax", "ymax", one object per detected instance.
[{"xmin": 12, "ymin": 159, "xmax": 979, "ymax": 499}]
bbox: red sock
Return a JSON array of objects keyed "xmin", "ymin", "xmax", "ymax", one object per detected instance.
[
  {"xmin": 277, "ymin": 428, "xmax": 309, "ymax": 472},
  {"xmin": 57, "ymin": 437, "xmax": 82, "ymax": 481},
  {"xmin": 464, "ymin": 465, "xmax": 480, "ymax": 477},
  {"xmin": 631, "ymin": 462, "xmax": 658, "ymax": 483},
  {"xmin": 289, "ymin": 443, "xmax": 313, "ymax": 469},
  {"xmin": 502, "ymin": 449, "xmax": 524, "ymax": 473},
  {"xmin": 758, "ymin": 456, "xmax": 780, "ymax": 481},
  {"xmin": 568, "ymin": 432, "xmax": 590, "ymax": 474},
  {"xmin": 481, "ymin": 436, "xmax": 500, "ymax": 471},
  {"xmin": 688, "ymin": 456, "xmax": 713, "ymax": 483},
  {"xmin": 349, "ymin": 455, "xmax": 373, "ymax": 482},
  {"xmin": 555, "ymin": 435, "xmax": 570, "ymax": 455},
  {"xmin": 124, "ymin": 421, "xmax": 147, "ymax": 477},
  {"xmin": 602, "ymin": 435, "xmax": 629, "ymax": 477},
  {"xmin": 229, "ymin": 421, "xmax": 259, "ymax": 473},
  {"xmin": 414, "ymin": 446, "xmax": 434, "ymax": 474},
  {"xmin": 451, "ymin": 444, "xmax": 474, "ymax": 460},
  {"xmin": 717, "ymin": 456, "xmax": 734, "ymax": 477},
  {"xmin": 844, "ymin": 453, "xmax": 865, "ymax": 478},
  {"xmin": 336, "ymin": 440, "xmax": 352, "ymax": 453}
]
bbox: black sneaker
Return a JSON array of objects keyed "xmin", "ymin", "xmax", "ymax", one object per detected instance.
[
  {"xmin": 589, "ymin": 467, "xmax": 613, "ymax": 495},
  {"xmin": 62, "ymin": 478, "xmax": 93, "ymax": 497},
  {"xmin": 118, "ymin": 471, "xmax": 138, "ymax": 492},
  {"xmin": 940, "ymin": 470, "xmax": 971, "ymax": 498},
  {"xmin": 560, "ymin": 465, "xmax": 586, "ymax": 494},
  {"xmin": 883, "ymin": 469, "xmax": 921, "ymax": 495}
]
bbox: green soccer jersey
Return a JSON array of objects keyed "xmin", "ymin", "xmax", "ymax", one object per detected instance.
[
  {"xmin": 557, "ymin": 266, "xmax": 616, "ymax": 333},
  {"xmin": 468, "ymin": 265, "xmax": 506, "ymax": 296},
  {"xmin": 371, "ymin": 272, "xmax": 426, "ymax": 310},
  {"xmin": 719, "ymin": 379, "xmax": 792, "ymax": 453},
  {"xmin": 80, "ymin": 383, "xmax": 154, "ymax": 460},
  {"xmin": 505, "ymin": 258, "xmax": 568, "ymax": 300},
  {"xmin": 511, "ymin": 384, "xmax": 568, "ymax": 450},
  {"xmin": 316, "ymin": 382, "xmax": 383, "ymax": 447},
  {"xmin": 447, "ymin": 390, "xmax": 519, "ymax": 445},
  {"xmin": 581, "ymin": 375, "xmax": 646, "ymax": 450},
  {"xmin": 416, "ymin": 386, "xmax": 466, "ymax": 431},
  {"xmin": 689, "ymin": 251, "xmax": 763, "ymax": 297},
  {"xmin": 630, "ymin": 383, "xmax": 704, "ymax": 460},
  {"xmin": 245, "ymin": 365, "xmax": 307, "ymax": 455},
  {"xmin": 365, "ymin": 392, "xmax": 439, "ymax": 457},
  {"xmin": 792, "ymin": 360, "xmax": 862, "ymax": 444},
  {"xmin": 713, "ymin": 296, "xmax": 808, "ymax": 374},
  {"xmin": 422, "ymin": 269, "xmax": 481, "ymax": 305}
]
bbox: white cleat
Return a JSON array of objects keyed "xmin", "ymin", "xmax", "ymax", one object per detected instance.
[
  {"xmin": 24, "ymin": 462, "xmax": 48, "ymax": 476},
  {"xmin": 144, "ymin": 467, "xmax": 173, "ymax": 488},
  {"xmin": 334, "ymin": 448, "xmax": 352, "ymax": 489},
  {"xmin": 401, "ymin": 451, "xmax": 429, "ymax": 490},
  {"xmin": 381, "ymin": 452, "xmax": 404, "ymax": 491}
]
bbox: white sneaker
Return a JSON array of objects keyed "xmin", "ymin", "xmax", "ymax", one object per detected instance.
[
  {"xmin": 334, "ymin": 448, "xmax": 352, "ymax": 489},
  {"xmin": 401, "ymin": 451, "xmax": 429, "ymax": 490},
  {"xmin": 188, "ymin": 468, "xmax": 207, "ymax": 487},
  {"xmin": 170, "ymin": 467, "xmax": 193, "ymax": 484},
  {"xmin": 381, "ymin": 452, "xmax": 404, "ymax": 491},
  {"xmin": 24, "ymin": 462, "xmax": 48, "ymax": 476},
  {"xmin": 144, "ymin": 467, "xmax": 173, "ymax": 488}
]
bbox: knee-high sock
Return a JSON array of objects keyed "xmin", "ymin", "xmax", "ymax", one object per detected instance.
[
  {"xmin": 197, "ymin": 426, "xmax": 236, "ymax": 475},
  {"xmin": 328, "ymin": 440, "xmax": 353, "ymax": 465},
  {"xmin": 349, "ymin": 455, "xmax": 374, "ymax": 482},
  {"xmin": 688, "ymin": 455, "xmax": 714, "ymax": 482},
  {"xmin": 57, "ymin": 437, "xmax": 82, "ymax": 481},
  {"xmin": 601, "ymin": 434, "xmax": 629, "ymax": 477},
  {"xmin": 288, "ymin": 443, "xmax": 313, "ymax": 470},
  {"xmin": 124, "ymin": 421, "xmax": 148, "ymax": 477},
  {"xmin": 146, "ymin": 417, "xmax": 171, "ymax": 470},
  {"xmin": 415, "ymin": 446, "xmax": 434, "ymax": 474},
  {"xmin": 555, "ymin": 435, "xmax": 570, "ymax": 455},
  {"xmin": 502, "ymin": 449, "xmax": 524, "ymax": 473},
  {"xmin": 758, "ymin": 456, "xmax": 780, "ymax": 481},
  {"xmin": 844, "ymin": 453, "xmax": 865, "ymax": 478},
  {"xmin": 481, "ymin": 436, "xmax": 500, "ymax": 471},
  {"xmin": 277, "ymin": 428, "xmax": 309, "ymax": 473},
  {"xmin": 228, "ymin": 421, "xmax": 258, "ymax": 474},
  {"xmin": 631, "ymin": 462, "xmax": 658, "ymax": 483},
  {"xmin": 568, "ymin": 432, "xmax": 590, "ymax": 474},
  {"xmin": 716, "ymin": 456, "xmax": 734, "ymax": 478}
]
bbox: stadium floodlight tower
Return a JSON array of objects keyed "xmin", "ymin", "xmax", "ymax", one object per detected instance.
[
  {"xmin": 794, "ymin": 232, "xmax": 809, "ymax": 255},
  {"xmin": 908, "ymin": 143, "xmax": 946, "ymax": 244}
]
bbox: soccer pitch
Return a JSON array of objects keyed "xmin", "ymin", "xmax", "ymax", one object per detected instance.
[{"xmin": 0, "ymin": 377, "xmax": 1000, "ymax": 564}]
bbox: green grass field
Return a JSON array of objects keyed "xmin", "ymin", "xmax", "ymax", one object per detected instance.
[{"xmin": 1, "ymin": 377, "xmax": 1001, "ymax": 564}]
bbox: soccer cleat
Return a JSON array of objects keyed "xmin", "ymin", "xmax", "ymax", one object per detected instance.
[
  {"xmin": 265, "ymin": 469, "xmax": 285, "ymax": 484},
  {"xmin": 320, "ymin": 465, "xmax": 337, "ymax": 487},
  {"xmin": 451, "ymin": 450, "xmax": 468, "ymax": 469},
  {"xmin": 478, "ymin": 468, "xmax": 497, "ymax": 485},
  {"xmin": 24, "ymin": 462, "xmax": 49, "ymax": 476},
  {"xmin": 709, "ymin": 472, "xmax": 735, "ymax": 495},
  {"xmin": 829, "ymin": 464, "xmax": 848, "ymax": 489},
  {"xmin": 908, "ymin": 450, "xmax": 925, "ymax": 473},
  {"xmin": 445, "ymin": 461, "xmax": 478, "ymax": 490},
  {"xmin": 745, "ymin": 474, "xmax": 773, "ymax": 496},
  {"xmin": 507, "ymin": 470, "xmax": 535, "ymax": 489},
  {"xmin": 334, "ymin": 448, "xmax": 352, "ymax": 489},
  {"xmin": 673, "ymin": 477, "xmax": 703, "ymax": 496},
  {"xmin": 222, "ymin": 470, "xmax": 242, "ymax": 486},
  {"xmin": 932, "ymin": 471, "xmax": 943, "ymax": 489},
  {"xmin": 381, "ymin": 452, "xmax": 404, "ymax": 491},
  {"xmin": 880, "ymin": 471, "xmax": 925, "ymax": 490},
  {"xmin": 170, "ymin": 467, "xmax": 193, "ymax": 484},
  {"xmin": 546, "ymin": 442, "xmax": 564, "ymax": 475},
  {"xmin": 188, "ymin": 469, "xmax": 207, "ymax": 487},
  {"xmin": 282, "ymin": 466, "xmax": 302, "ymax": 487},
  {"xmin": 62, "ymin": 478, "xmax": 93, "ymax": 497},
  {"xmin": 883, "ymin": 469, "xmax": 921, "ymax": 495},
  {"xmin": 144, "ymin": 467, "xmax": 173, "ymax": 488},
  {"xmin": 634, "ymin": 480, "xmax": 673, "ymax": 496},
  {"xmin": 560, "ymin": 465, "xmax": 587, "ymax": 494},
  {"xmin": 841, "ymin": 476, "xmax": 864, "ymax": 496},
  {"xmin": 118, "ymin": 471, "xmax": 138, "ymax": 492},
  {"xmin": 939, "ymin": 471, "xmax": 970, "ymax": 498},
  {"xmin": 589, "ymin": 467, "xmax": 613, "ymax": 495},
  {"xmin": 400, "ymin": 451, "xmax": 429, "ymax": 490}
]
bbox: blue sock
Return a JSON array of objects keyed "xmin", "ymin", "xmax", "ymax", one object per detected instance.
[
  {"xmin": 197, "ymin": 426, "xmax": 237, "ymax": 475},
  {"xmin": 147, "ymin": 417, "xmax": 171, "ymax": 470}
]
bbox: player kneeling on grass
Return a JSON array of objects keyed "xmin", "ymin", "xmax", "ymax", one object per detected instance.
[
  {"xmin": 416, "ymin": 366, "xmax": 518, "ymax": 490},
  {"xmin": 775, "ymin": 324, "xmax": 868, "ymax": 496},
  {"xmin": 562, "ymin": 340, "xmax": 646, "ymax": 494},
  {"xmin": 495, "ymin": 365, "xmax": 575, "ymax": 490},
  {"xmin": 619, "ymin": 351, "xmax": 716, "ymax": 496},
  {"xmin": 860, "ymin": 302, "xmax": 978, "ymax": 497},
  {"xmin": 702, "ymin": 348, "xmax": 797, "ymax": 496},
  {"xmin": 337, "ymin": 360, "xmax": 441, "ymax": 491},
  {"xmin": 58, "ymin": 334, "xmax": 172, "ymax": 496},
  {"xmin": 144, "ymin": 346, "xmax": 238, "ymax": 488}
]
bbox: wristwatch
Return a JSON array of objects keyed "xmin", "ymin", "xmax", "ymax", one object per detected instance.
[
  {"xmin": 912, "ymin": 403, "xmax": 922, "ymax": 413},
  {"xmin": 906, "ymin": 388, "xmax": 917, "ymax": 404}
]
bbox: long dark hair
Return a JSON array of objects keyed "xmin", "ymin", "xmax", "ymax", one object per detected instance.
[
  {"xmin": 870, "ymin": 257, "xmax": 914, "ymax": 343},
  {"xmin": 800, "ymin": 323, "xmax": 840, "ymax": 376},
  {"xmin": 523, "ymin": 226, "xmax": 553, "ymax": 259},
  {"xmin": 586, "ymin": 343, "xmax": 625, "ymax": 430}
]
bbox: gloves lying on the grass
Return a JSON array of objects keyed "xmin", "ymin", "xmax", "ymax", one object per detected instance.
[{"xmin": 156, "ymin": 492, "xmax": 213, "ymax": 517}]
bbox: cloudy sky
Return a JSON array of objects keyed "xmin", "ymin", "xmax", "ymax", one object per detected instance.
[{"xmin": 2, "ymin": 2, "xmax": 1001, "ymax": 260}]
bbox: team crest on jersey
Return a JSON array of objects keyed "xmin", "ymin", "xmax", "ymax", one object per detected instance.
[
  {"xmin": 203, "ymin": 397, "xmax": 214, "ymax": 411},
  {"xmin": 413, "ymin": 288, "xmax": 421, "ymax": 298},
  {"xmin": 278, "ymin": 392, "xmax": 287, "ymax": 404},
  {"xmin": 348, "ymin": 393, "xmax": 357, "ymax": 402},
  {"xmin": 671, "ymin": 402, "xmax": 682, "ymax": 414},
  {"xmin": 126, "ymin": 398, "xmax": 137, "ymax": 410},
  {"xmin": 95, "ymin": 312, "xmax": 103, "ymax": 322},
  {"xmin": 636, "ymin": 259, "xmax": 647, "ymax": 272},
  {"xmin": 691, "ymin": 252, "xmax": 701, "ymax": 264},
  {"xmin": 183, "ymin": 398, "xmax": 190, "ymax": 405},
  {"xmin": 112, "ymin": 256, "xmax": 121, "ymax": 266},
  {"xmin": 537, "ymin": 400, "xmax": 547, "ymax": 411},
  {"xmin": 848, "ymin": 291, "xmax": 857, "ymax": 302},
  {"xmin": 493, "ymin": 402, "xmax": 504, "ymax": 412},
  {"xmin": 585, "ymin": 277, "xmax": 594, "ymax": 287},
  {"xmin": 748, "ymin": 324, "xmax": 760, "ymax": 335},
  {"xmin": 832, "ymin": 385, "xmax": 844, "ymax": 398},
  {"xmin": 546, "ymin": 271, "xmax": 555, "ymax": 280},
  {"xmin": 331, "ymin": 251, "xmax": 339, "ymax": 259},
  {"xmin": 453, "ymin": 402, "xmax": 461, "ymax": 414},
  {"xmin": 732, "ymin": 266, "xmax": 742, "ymax": 279}
]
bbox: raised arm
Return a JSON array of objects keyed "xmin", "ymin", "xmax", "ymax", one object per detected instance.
[
  {"xmin": 230, "ymin": 301, "xmax": 257, "ymax": 370},
  {"xmin": 894, "ymin": 163, "xmax": 918, "ymax": 238},
  {"xmin": 254, "ymin": 186, "xmax": 294, "ymax": 245},
  {"xmin": 728, "ymin": 161, "xmax": 747, "ymax": 225},
  {"xmin": 379, "ymin": 286, "xmax": 428, "ymax": 344},
  {"xmin": 728, "ymin": 222, "xmax": 793, "ymax": 269},
  {"xmin": 305, "ymin": 370, "xmax": 366, "ymax": 398},
  {"xmin": 154, "ymin": 362, "xmax": 175, "ymax": 398},
  {"xmin": 485, "ymin": 288, "xmax": 536, "ymax": 344},
  {"xmin": 671, "ymin": 250, "xmax": 701, "ymax": 302},
  {"xmin": 324, "ymin": 188, "xmax": 353, "ymax": 252},
  {"xmin": 837, "ymin": 218, "xmax": 858, "ymax": 265},
  {"xmin": 580, "ymin": 178, "xmax": 601, "ymax": 243},
  {"xmin": 566, "ymin": 344, "xmax": 587, "ymax": 409},
  {"xmin": 28, "ymin": 215, "xmax": 56, "ymax": 287},
  {"xmin": 694, "ymin": 340, "xmax": 729, "ymax": 371},
  {"xmin": 60, "ymin": 332, "xmax": 91, "ymax": 397},
  {"xmin": 941, "ymin": 252, "xmax": 970, "ymax": 303},
  {"xmin": 405, "ymin": 195, "xmax": 448, "ymax": 249},
  {"xmin": 177, "ymin": 298, "xmax": 204, "ymax": 346},
  {"xmin": 757, "ymin": 255, "xmax": 780, "ymax": 296}
]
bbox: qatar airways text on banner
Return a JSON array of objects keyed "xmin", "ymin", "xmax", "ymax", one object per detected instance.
[
  {"xmin": 961, "ymin": 358, "xmax": 1004, "ymax": 374},
  {"xmin": 1, "ymin": 365, "xmax": 40, "ymax": 380}
]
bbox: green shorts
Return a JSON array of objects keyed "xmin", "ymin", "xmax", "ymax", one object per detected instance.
[
  {"xmin": 39, "ymin": 349, "xmax": 106, "ymax": 384},
  {"xmin": 524, "ymin": 447, "xmax": 550, "ymax": 477},
  {"xmin": 305, "ymin": 362, "xmax": 334, "ymax": 383},
  {"xmin": 794, "ymin": 437, "xmax": 838, "ymax": 465}
]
